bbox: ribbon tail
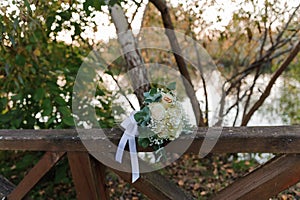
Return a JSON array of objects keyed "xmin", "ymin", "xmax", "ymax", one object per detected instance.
[
  {"xmin": 116, "ymin": 111, "xmax": 140, "ymax": 183},
  {"xmin": 115, "ymin": 133, "xmax": 130, "ymax": 163},
  {"xmin": 132, "ymin": 172, "xmax": 139, "ymax": 183},
  {"xmin": 129, "ymin": 137, "xmax": 140, "ymax": 183}
]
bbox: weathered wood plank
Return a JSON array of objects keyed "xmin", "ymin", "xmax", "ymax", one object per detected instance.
[
  {"xmin": 110, "ymin": 166, "xmax": 194, "ymax": 200},
  {"xmin": 91, "ymin": 156, "xmax": 109, "ymax": 200},
  {"xmin": 212, "ymin": 154, "xmax": 300, "ymax": 200},
  {"xmin": 7, "ymin": 151, "xmax": 65, "ymax": 200},
  {"xmin": 0, "ymin": 126, "xmax": 299, "ymax": 153},
  {"xmin": 67, "ymin": 152, "xmax": 108, "ymax": 200}
]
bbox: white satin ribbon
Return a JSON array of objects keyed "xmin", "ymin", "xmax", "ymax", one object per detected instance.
[{"xmin": 115, "ymin": 111, "xmax": 140, "ymax": 183}]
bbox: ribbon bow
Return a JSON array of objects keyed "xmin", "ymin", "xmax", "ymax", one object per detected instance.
[{"xmin": 115, "ymin": 111, "xmax": 140, "ymax": 183}]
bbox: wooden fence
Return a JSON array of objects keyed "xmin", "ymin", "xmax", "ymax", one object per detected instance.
[{"xmin": 0, "ymin": 126, "xmax": 299, "ymax": 199}]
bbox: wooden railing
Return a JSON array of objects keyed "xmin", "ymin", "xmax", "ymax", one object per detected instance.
[{"xmin": 0, "ymin": 126, "xmax": 299, "ymax": 199}]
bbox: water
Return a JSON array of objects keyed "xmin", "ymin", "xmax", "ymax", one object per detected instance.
[{"xmin": 102, "ymin": 71, "xmax": 300, "ymax": 164}]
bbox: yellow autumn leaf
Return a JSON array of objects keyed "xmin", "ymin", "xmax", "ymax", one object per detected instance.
[{"xmin": 33, "ymin": 48, "xmax": 41, "ymax": 56}]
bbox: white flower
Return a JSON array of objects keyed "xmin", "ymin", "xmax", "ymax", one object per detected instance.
[
  {"xmin": 157, "ymin": 131, "xmax": 169, "ymax": 139},
  {"xmin": 167, "ymin": 103, "xmax": 182, "ymax": 126},
  {"xmin": 149, "ymin": 102, "xmax": 165, "ymax": 120},
  {"xmin": 169, "ymin": 122, "xmax": 183, "ymax": 140},
  {"xmin": 142, "ymin": 90, "xmax": 185, "ymax": 144}
]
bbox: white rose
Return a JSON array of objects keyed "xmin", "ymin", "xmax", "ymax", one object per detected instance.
[
  {"xmin": 169, "ymin": 122, "xmax": 183, "ymax": 140},
  {"xmin": 157, "ymin": 131, "xmax": 169, "ymax": 139},
  {"xmin": 149, "ymin": 102, "xmax": 165, "ymax": 121},
  {"xmin": 167, "ymin": 104, "xmax": 182, "ymax": 126}
]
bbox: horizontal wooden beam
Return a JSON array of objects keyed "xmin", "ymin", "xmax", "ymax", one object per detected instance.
[
  {"xmin": 0, "ymin": 126, "xmax": 299, "ymax": 153},
  {"xmin": 212, "ymin": 154, "xmax": 300, "ymax": 199}
]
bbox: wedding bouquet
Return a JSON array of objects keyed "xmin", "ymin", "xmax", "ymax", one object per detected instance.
[
  {"xmin": 134, "ymin": 82, "xmax": 183, "ymax": 150},
  {"xmin": 115, "ymin": 82, "xmax": 190, "ymax": 182}
]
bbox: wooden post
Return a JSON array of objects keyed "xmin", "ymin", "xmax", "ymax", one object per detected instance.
[
  {"xmin": 91, "ymin": 156, "xmax": 109, "ymax": 199},
  {"xmin": 67, "ymin": 152, "xmax": 108, "ymax": 200}
]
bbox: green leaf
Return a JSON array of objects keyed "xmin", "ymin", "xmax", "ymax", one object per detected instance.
[
  {"xmin": 54, "ymin": 162, "xmax": 69, "ymax": 184},
  {"xmin": 11, "ymin": 117, "xmax": 22, "ymax": 128},
  {"xmin": 0, "ymin": 97, "xmax": 8, "ymax": 111},
  {"xmin": 138, "ymin": 126, "xmax": 155, "ymax": 138},
  {"xmin": 17, "ymin": 74, "xmax": 24, "ymax": 85},
  {"xmin": 9, "ymin": 35, "xmax": 15, "ymax": 46},
  {"xmin": 74, "ymin": 22, "xmax": 81, "ymax": 36},
  {"xmin": 0, "ymin": 113, "xmax": 12, "ymax": 123},
  {"xmin": 54, "ymin": 96, "xmax": 66, "ymax": 106},
  {"xmin": 46, "ymin": 116, "xmax": 55, "ymax": 127},
  {"xmin": 59, "ymin": 11, "xmax": 71, "ymax": 20},
  {"xmin": 134, "ymin": 112, "xmax": 145, "ymax": 123},
  {"xmin": 58, "ymin": 106, "xmax": 71, "ymax": 116},
  {"xmin": 11, "ymin": 93, "xmax": 22, "ymax": 101},
  {"xmin": 26, "ymin": 116, "xmax": 35, "ymax": 127},
  {"xmin": 42, "ymin": 98, "xmax": 52, "ymax": 116},
  {"xmin": 24, "ymin": 0, "xmax": 31, "ymax": 13},
  {"xmin": 108, "ymin": 0, "xmax": 120, "ymax": 6},
  {"xmin": 144, "ymin": 89, "xmax": 162, "ymax": 103},
  {"xmin": 93, "ymin": 0, "xmax": 103, "ymax": 10},
  {"xmin": 143, "ymin": 91, "xmax": 150, "ymax": 98},
  {"xmin": 83, "ymin": 0, "xmax": 94, "ymax": 14},
  {"xmin": 149, "ymin": 88, "xmax": 157, "ymax": 95},
  {"xmin": 138, "ymin": 138, "xmax": 150, "ymax": 148},
  {"xmin": 17, "ymin": 154, "xmax": 36, "ymax": 169},
  {"xmin": 62, "ymin": 116, "xmax": 74, "ymax": 126},
  {"xmin": 134, "ymin": 106, "xmax": 150, "ymax": 125},
  {"xmin": 167, "ymin": 82, "xmax": 176, "ymax": 90},
  {"xmin": 15, "ymin": 55, "xmax": 26, "ymax": 66},
  {"xmin": 33, "ymin": 88, "xmax": 45, "ymax": 101},
  {"xmin": 46, "ymin": 16, "xmax": 55, "ymax": 31}
]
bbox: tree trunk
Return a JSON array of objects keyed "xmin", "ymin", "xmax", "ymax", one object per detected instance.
[
  {"xmin": 109, "ymin": 4, "xmax": 150, "ymax": 106},
  {"xmin": 149, "ymin": 0, "xmax": 205, "ymax": 127}
]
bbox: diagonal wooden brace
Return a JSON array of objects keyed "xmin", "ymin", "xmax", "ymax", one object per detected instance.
[
  {"xmin": 108, "ymin": 157, "xmax": 194, "ymax": 200},
  {"xmin": 213, "ymin": 154, "xmax": 300, "ymax": 200},
  {"xmin": 7, "ymin": 151, "xmax": 65, "ymax": 200}
]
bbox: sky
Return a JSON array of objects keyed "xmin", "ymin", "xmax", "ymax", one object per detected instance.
[
  {"xmin": 1, "ymin": 0, "xmax": 299, "ymax": 44},
  {"xmin": 63, "ymin": 0, "xmax": 300, "ymax": 43}
]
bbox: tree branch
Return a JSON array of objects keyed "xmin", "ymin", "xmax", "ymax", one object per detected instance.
[
  {"xmin": 241, "ymin": 40, "xmax": 300, "ymax": 126},
  {"xmin": 241, "ymin": 67, "xmax": 261, "ymax": 123},
  {"xmin": 149, "ymin": 0, "xmax": 205, "ymax": 127}
]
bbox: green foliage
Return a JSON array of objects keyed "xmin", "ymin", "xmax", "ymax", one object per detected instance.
[
  {"xmin": 167, "ymin": 81, "xmax": 176, "ymax": 90},
  {"xmin": 83, "ymin": 0, "xmax": 123, "ymax": 14},
  {"xmin": 0, "ymin": 1, "xmax": 115, "ymax": 198},
  {"xmin": 143, "ymin": 88, "xmax": 162, "ymax": 104},
  {"xmin": 134, "ymin": 83, "xmax": 179, "ymax": 150},
  {"xmin": 134, "ymin": 106, "xmax": 150, "ymax": 127},
  {"xmin": 279, "ymin": 81, "xmax": 300, "ymax": 124},
  {"xmin": 0, "ymin": 0, "xmax": 115, "ymax": 129},
  {"xmin": 138, "ymin": 137, "xmax": 150, "ymax": 149}
]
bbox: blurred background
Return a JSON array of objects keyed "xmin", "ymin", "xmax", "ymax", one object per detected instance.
[{"xmin": 0, "ymin": 0, "xmax": 299, "ymax": 199}]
